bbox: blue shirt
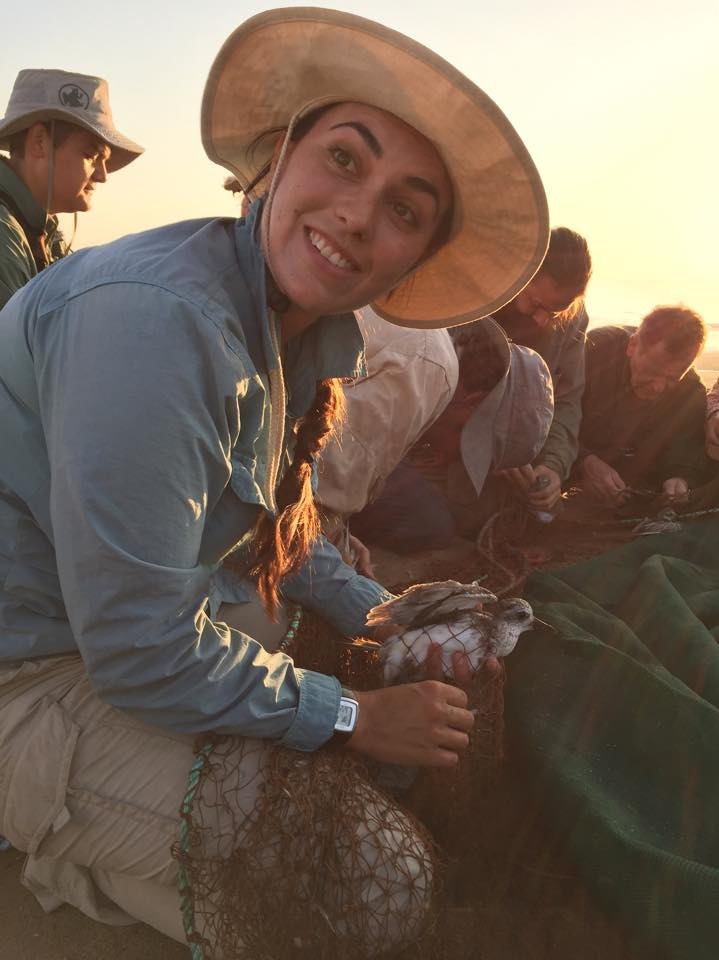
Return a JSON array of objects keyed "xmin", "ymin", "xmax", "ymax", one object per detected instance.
[{"xmin": 0, "ymin": 204, "xmax": 389, "ymax": 750}]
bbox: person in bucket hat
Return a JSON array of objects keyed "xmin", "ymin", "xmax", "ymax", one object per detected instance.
[
  {"xmin": 340, "ymin": 317, "xmax": 554, "ymax": 552},
  {"xmin": 0, "ymin": 8, "xmax": 547, "ymax": 951},
  {"xmin": 0, "ymin": 68, "xmax": 143, "ymax": 307}
]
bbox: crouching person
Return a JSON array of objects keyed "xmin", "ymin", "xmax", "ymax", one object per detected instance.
[
  {"xmin": 0, "ymin": 7, "xmax": 548, "ymax": 955},
  {"xmin": 572, "ymin": 306, "xmax": 707, "ymax": 508},
  {"xmin": 316, "ymin": 305, "xmax": 459, "ymax": 570},
  {"xmin": 340, "ymin": 318, "xmax": 554, "ymax": 552}
]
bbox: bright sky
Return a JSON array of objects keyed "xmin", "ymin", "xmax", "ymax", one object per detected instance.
[{"xmin": 3, "ymin": 0, "xmax": 718, "ymax": 327}]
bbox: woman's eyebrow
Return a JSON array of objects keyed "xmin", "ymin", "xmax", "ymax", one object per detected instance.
[
  {"xmin": 404, "ymin": 175, "xmax": 440, "ymax": 207},
  {"xmin": 328, "ymin": 122, "xmax": 440, "ymax": 207},
  {"xmin": 329, "ymin": 121, "xmax": 382, "ymax": 157}
]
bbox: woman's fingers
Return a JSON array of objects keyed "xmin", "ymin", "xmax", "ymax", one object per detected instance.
[
  {"xmin": 347, "ymin": 681, "xmax": 474, "ymax": 768},
  {"xmin": 424, "ymin": 644, "xmax": 481, "ymax": 689}
]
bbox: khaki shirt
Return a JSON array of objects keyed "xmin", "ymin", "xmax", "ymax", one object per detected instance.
[{"xmin": 317, "ymin": 307, "xmax": 459, "ymax": 521}]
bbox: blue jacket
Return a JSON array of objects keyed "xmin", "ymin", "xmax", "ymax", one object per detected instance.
[{"xmin": 0, "ymin": 203, "xmax": 389, "ymax": 750}]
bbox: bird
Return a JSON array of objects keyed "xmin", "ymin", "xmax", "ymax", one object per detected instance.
[
  {"xmin": 367, "ymin": 582, "xmax": 552, "ymax": 684},
  {"xmin": 365, "ymin": 579, "xmax": 498, "ymax": 630},
  {"xmin": 632, "ymin": 508, "xmax": 682, "ymax": 536}
]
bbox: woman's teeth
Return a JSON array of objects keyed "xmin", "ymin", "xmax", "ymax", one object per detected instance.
[{"xmin": 309, "ymin": 230, "xmax": 353, "ymax": 270}]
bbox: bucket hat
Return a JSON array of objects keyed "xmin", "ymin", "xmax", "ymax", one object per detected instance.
[
  {"xmin": 0, "ymin": 69, "xmax": 143, "ymax": 173},
  {"xmin": 459, "ymin": 319, "xmax": 554, "ymax": 494},
  {"xmin": 201, "ymin": 7, "xmax": 549, "ymax": 328}
]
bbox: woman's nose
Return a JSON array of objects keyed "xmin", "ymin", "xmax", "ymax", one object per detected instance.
[{"xmin": 334, "ymin": 189, "xmax": 375, "ymax": 238}]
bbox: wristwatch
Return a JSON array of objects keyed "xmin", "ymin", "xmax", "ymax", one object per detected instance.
[{"xmin": 331, "ymin": 687, "xmax": 359, "ymax": 745}]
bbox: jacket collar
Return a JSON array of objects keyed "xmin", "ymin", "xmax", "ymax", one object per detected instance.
[{"xmin": 0, "ymin": 157, "xmax": 52, "ymax": 236}]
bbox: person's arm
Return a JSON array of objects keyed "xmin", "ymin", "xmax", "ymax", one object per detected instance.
[
  {"xmin": 707, "ymin": 378, "xmax": 719, "ymax": 418},
  {"xmin": 282, "ymin": 534, "xmax": 393, "ymax": 637},
  {"xmin": 705, "ymin": 379, "xmax": 719, "ymax": 454},
  {"xmin": 0, "ymin": 212, "xmax": 35, "ymax": 308},
  {"xmin": 535, "ymin": 306, "xmax": 589, "ymax": 482},
  {"xmin": 653, "ymin": 378, "xmax": 708, "ymax": 489},
  {"xmin": 40, "ymin": 284, "xmax": 339, "ymax": 750}
]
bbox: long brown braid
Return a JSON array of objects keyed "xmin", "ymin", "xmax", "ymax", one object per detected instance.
[{"xmin": 249, "ymin": 378, "xmax": 346, "ymax": 618}]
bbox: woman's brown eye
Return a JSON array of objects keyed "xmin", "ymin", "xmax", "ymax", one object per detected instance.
[
  {"xmin": 393, "ymin": 202, "xmax": 416, "ymax": 225},
  {"xmin": 330, "ymin": 148, "xmax": 353, "ymax": 169}
]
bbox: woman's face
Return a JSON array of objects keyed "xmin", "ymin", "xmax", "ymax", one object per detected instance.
[{"xmin": 264, "ymin": 102, "xmax": 452, "ymax": 317}]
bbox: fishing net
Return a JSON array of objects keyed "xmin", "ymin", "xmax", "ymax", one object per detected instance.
[{"xmin": 172, "ymin": 607, "xmax": 506, "ymax": 960}]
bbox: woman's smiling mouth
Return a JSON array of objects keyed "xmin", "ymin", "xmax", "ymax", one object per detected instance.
[{"xmin": 307, "ymin": 229, "xmax": 358, "ymax": 271}]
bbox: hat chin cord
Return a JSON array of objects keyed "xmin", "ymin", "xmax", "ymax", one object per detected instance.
[
  {"xmin": 259, "ymin": 116, "xmax": 300, "ymax": 305},
  {"xmin": 43, "ymin": 119, "xmax": 77, "ymax": 252},
  {"xmin": 44, "ymin": 119, "xmax": 55, "ymax": 220}
]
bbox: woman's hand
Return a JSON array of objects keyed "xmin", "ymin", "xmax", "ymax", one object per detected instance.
[{"xmin": 346, "ymin": 680, "xmax": 475, "ymax": 768}]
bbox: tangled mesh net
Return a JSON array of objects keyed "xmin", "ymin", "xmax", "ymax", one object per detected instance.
[{"xmin": 172, "ymin": 608, "xmax": 506, "ymax": 960}]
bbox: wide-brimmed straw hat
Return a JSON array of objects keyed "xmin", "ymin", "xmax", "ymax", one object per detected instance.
[
  {"xmin": 0, "ymin": 69, "xmax": 143, "ymax": 173},
  {"xmin": 459, "ymin": 319, "xmax": 554, "ymax": 493},
  {"xmin": 202, "ymin": 7, "xmax": 549, "ymax": 328}
]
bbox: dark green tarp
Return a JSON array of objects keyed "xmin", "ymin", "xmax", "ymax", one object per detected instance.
[{"xmin": 506, "ymin": 517, "xmax": 719, "ymax": 960}]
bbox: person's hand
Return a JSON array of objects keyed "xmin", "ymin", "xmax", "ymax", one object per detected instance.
[
  {"xmin": 526, "ymin": 465, "xmax": 562, "ymax": 510},
  {"xmin": 579, "ymin": 454, "xmax": 627, "ymax": 505},
  {"xmin": 495, "ymin": 463, "xmax": 536, "ymax": 496},
  {"xmin": 424, "ymin": 642, "xmax": 501, "ymax": 689},
  {"xmin": 496, "ymin": 464, "xmax": 561, "ymax": 509},
  {"xmin": 662, "ymin": 477, "xmax": 689, "ymax": 502},
  {"xmin": 347, "ymin": 680, "xmax": 475, "ymax": 768},
  {"xmin": 348, "ymin": 534, "xmax": 375, "ymax": 579},
  {"xmin": 706, "ymin": 411, "xmax": 719, "ymax": 459}
]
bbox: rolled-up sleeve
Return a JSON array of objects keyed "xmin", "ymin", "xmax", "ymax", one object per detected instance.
[
  {"xmin": 38, "ymin": 283, "xmax": 338, "ymax": 749},
  {"xmin": 282, "ymin": 535, "xmax": 392, "ymax": 637}
]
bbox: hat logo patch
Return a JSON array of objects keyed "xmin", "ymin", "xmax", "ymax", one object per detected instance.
[{"xmin": 58, "ymin": 84, "xmax": 90, "ymax": 109}]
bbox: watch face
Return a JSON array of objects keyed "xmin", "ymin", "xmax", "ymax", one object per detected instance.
[{"xmin": 336, "ymin": 697, "xmax": 358, "ymax": 733}]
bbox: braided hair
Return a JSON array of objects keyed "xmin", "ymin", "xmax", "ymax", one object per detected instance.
[{"xmin": 249, "ymin": 379, "xmax": 346, "ymax": 618}]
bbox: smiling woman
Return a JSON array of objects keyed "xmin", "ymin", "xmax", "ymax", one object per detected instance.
[
  {"xmin": 265, "ymin": 104, "xmax": 453, "ymax": 324},
  {"xmin": 0, "ymin": 6, "xmax": 547, "ymax": 957}
]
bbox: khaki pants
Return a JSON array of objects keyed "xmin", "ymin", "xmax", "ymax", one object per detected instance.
[{"xmin": 0, "ymin": 602, "xmax": 432, "ymax": 954}]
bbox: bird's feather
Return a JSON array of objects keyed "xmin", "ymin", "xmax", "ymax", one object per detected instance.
[{"xmin": 366, "ymin": 580, "xmax": 497, "ymax": 629}]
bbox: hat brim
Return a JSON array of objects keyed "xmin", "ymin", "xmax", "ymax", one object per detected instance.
[
  {"xmin": 0, "ymin": 110, "xmax": 143, "ymax": 173},
  {"xmin": 202, "ymin": 7, "xmax": 549, "ymax": 328}
]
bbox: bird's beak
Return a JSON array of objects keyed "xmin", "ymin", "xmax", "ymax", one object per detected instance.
[{"xmin": 530, "ymin": 617, "xmax": 557, "ymax": 633}]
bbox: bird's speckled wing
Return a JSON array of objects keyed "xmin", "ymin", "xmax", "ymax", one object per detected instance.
[{"xmin": 366, "ymin": 580, "xmax": 497, "ymax": 629}]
